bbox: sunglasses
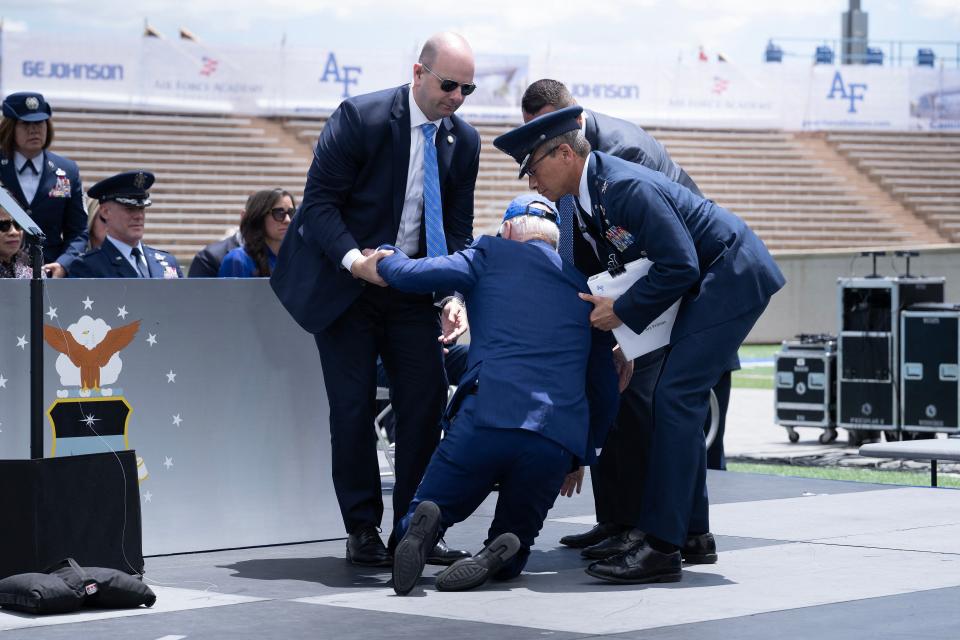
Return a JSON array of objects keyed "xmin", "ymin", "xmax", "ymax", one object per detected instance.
[
  {"xmin": 421, "ymin": 63, "xmax": 476, "ymax": 96},
  {"xmin": 525, "ymin": 145, "xmax": 561, "ymax": 177},
  {"xmin": 270, "ymin": 207, "xmax": 295, "ymax": 222},
  {"xmin": 0, "ymin": 219, "xmax": 22, "ymax": 233}
]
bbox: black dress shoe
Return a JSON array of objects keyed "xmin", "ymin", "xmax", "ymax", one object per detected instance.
[
  {"xmin": 392, "ymin": 501, "xmax": 441, "ymax": 595},
  {"xmin": 346, "ymin": 525, "xmax": 392, "ymax": 567},
  {"xmin": 581, "ymin": 527, "xmax": 644, "ymax": 560},
  {"xmin": 559, "ymin": 523, "xmax": 625, "ymax": 549},
  {"xmin": 426, "ymin": 538, "xmax": 471, "ymax": 566},
  {"xmin": 681, "ymin": 532, "xmax": 717, "ymax": 564},
  {"xmin": 585, "ymin": 539, "xmax": 682, "ymax": 584},
  {"xmin": 436, "ymin": 532, "xmax": 521, "ymax": 592}
]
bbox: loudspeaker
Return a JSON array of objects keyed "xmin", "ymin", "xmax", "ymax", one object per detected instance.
[{"xmin": 0, "ymin": 451, "xmax": 144, "ymax": 579}]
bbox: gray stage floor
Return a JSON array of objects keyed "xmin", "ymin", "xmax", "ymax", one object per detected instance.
[{"xmin": 3, "ymin": 469, "xmax": 959, "ymax": 639}]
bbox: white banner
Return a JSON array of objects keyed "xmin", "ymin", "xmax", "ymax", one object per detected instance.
[{"xmin": 2, "ymin": 31, "xmax": 959, "ymax": 130}]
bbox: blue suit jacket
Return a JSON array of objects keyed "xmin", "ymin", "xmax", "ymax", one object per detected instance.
[
  {"xmin": 271, "ymin": 84, "xmax": 481, "ymax": 333},
  {"xmin": 0, "ymin": 150, "xmax": 88, "ymax": 271},
  {"xmin": 377, "ymin": 236, "xmax": 619, "ymax": 464},
  {"xmin": 68, "ymin": 239, "xmax": 182, "ymax": 279},
  {"xmin": 582, "ymin": 152, "xmax": 785, "ymax": 341}
]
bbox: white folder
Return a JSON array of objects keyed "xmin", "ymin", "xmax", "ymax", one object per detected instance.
[{"xmin": 587, "ymin": 259, "xmax": 680, "ymax": 360}]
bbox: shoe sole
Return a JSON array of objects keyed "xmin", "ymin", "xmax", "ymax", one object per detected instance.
[
  {"xmin": 392, "ymin": 502, "xmax": 441, "ymax": 595},
  {"xmin": 682, "ymin": 553, "xmax": 718, "ymax": 564},
  {"xmin": 584, "ymin": 566, "xmax": 682, "ymax": 585},
  {"xmin": 436, "ymin": 533, "xmax": 521, "ymax": 592}
]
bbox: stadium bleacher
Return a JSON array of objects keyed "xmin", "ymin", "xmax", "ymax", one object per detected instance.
[
  {"xmin": 50, "ymin": 109, "xmax": 957, "ymax": 267},
  {"xmin": 824, "ymin": 131, "xmax": 960, "ymax": 243}
]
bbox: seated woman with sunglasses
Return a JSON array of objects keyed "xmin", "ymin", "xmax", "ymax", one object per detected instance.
[
  {"xmin": 0, "ymin": 205, "xmax": 32, "ymax": 278},
  {"xmin": 219, "ymin": 189, "xmax": 296, "ymax": 278}
]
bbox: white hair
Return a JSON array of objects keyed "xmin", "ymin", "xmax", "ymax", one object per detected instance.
[{"xmin": 499, "ymin": 214, "xmax": 559, "ymax": 249}]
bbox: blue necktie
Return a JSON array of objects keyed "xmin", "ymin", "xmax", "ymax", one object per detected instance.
[
  {"xmin": 556, "ymin": 195, "xmax": 576, "ymax": 264},
  {"xmin": 420, "ymin": 123, "xmax": 446, "ymax": 258}
]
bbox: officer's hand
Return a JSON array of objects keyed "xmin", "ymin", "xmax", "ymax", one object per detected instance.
[
  {"xmin": 439, "ymin": 298, "xmax": 468, "ymax": 344},
  {"xmin": 612, "ymin": 344, "xmax": 634, "ymax": 392},
  {"xmin": 578, "ymin": 293, "xmax": 623, "ymax": 331},
  {"xmin": 43, "ymin": 262, "xmax": 66, "ymax": 278},
  {"xmin": 559, "ymin": 467, "xmax": 584, "ymax": 497},
  {"xmin": 351, "ymin": 249, "xmax": 394, "ymax": 286}
]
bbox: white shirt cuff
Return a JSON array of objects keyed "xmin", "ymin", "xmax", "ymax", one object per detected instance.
[{"xmin": 341, "ymin": 248, "xmax": 363, "ymax": 272}]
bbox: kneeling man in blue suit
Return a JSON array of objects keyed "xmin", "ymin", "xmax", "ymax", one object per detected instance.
[{"xmin": 374, "ymin": 195, "xmax": 620, "ymax": 595}]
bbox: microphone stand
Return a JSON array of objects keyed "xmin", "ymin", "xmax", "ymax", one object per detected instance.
[{"xmin": 0, "ymin": 189, "xmax": 47, "ymax": 459}]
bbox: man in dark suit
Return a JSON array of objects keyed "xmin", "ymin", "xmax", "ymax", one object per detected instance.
[
  {"xmin": 520, "ymin": 79, "xmax": 738, "ymax": 559},
  {"xmin": 494, "ymin": 107, "xmax": 785, "ymax": 584},
  {"xmin": 188, "ymin": 230, "xmax": 241, "ymax": 277},
  {"xmin": 270, "ymin": 32, "xmax": 480, "ymax": 567},
  {"xmin": 69, "ymin": 170, "xmax": 182, "ymax": 279},
  {"xmin": 377, "ymin": 195, "xmax": 620, "ymax": 594}
]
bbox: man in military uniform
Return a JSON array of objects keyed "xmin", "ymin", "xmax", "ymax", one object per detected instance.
[
  {"xmin": 494, "ymin": 107, "xmax": 784, "ymax": 584},
  {"xmin": 521, "ymin": 79, "xmax": 740, "ymax": 560},
  {"xmin": 69, "ymin": 170, "xmax": 182, "ymax": 278}
]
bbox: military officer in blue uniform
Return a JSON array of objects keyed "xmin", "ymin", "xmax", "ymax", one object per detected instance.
[
  {"xmin": 375, "ymin": 195, "xmax": 620, "ymax": 595},
  {"xmin": 521, "ymin": 79, "xmax": 741, "ymax": 561},
  {"xmin": 0, "ymin": 92, "xmax": 87, "ymax": 277},
  {"xmin": 69, "ymin": 171, "xmax": 182, "ymax": 279},
  {"xmin": 494, "ymin": 107, "xmax": 785, "ymax": 584}
]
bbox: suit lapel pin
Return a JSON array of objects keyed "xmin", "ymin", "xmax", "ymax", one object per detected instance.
[
  {"xmin": 48, "ymin": 160, "xmax": 55, "ymax": 169},
  {"xmin": 446, "ymin": 135, "xmax": 454, "ymax": 144},
  {"xmin": 55, "ymin": 168, "xmax": 66, "ymax": 176},
  {"xmin": 1, "ymin": 159, "xmax": 7, "ymax": 166}
]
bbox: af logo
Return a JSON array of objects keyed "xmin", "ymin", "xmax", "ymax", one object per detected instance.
[
  {"xmin": 926, "ymin": 404, "xmax": 938, "ymax": 419},
  {"xmin": 827, "ymin": 71, "xmax": 867, "ymax": 114},
  {"xmin": 42, "ymin": 315, "xmax": 148, "ymax": 482},
  {"xmin": 861, "ymin": 402, "xmax": 873, "ymax": 416},
  {"xmin": 319, "ymin": 52, "xmax": 362, "ymax": 98}
]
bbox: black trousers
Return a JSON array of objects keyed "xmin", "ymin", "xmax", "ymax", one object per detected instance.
[
  {"xmin": 314, "ymin": 286, "xmax": 447, "ymax": 534},
  {"xmin": 591, "ymin": 347, "xmax": 665, "ymax": 527}
]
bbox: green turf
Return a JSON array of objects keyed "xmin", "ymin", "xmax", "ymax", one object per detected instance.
[
  {"xmin": 732, "ymin": 343, "xmax": 778, "ymax": 389},
  {"xmin": 728, "ymin": 461, "xmax": 960, "ymax": 488}
]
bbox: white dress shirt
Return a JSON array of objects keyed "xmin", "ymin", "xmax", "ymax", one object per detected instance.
[
  {"xmin": 341, "ymin": 92, "xmax": 441, "ymax": 271},
  {"xmin": 106, "ymin": 236, "xmax": 148, "ymax": 276},
  {"xmin": 574, "ymin": 154, "xmax": 600, "ymax": 259},
  {"xmin": 14, "ymin": 151, "xmax": 43, "ymax": 204}
]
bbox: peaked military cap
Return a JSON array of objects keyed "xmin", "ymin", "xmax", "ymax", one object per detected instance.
[
  {"xmin": 88, "ymin": 170, "xmax": 155, "ymax": 208},
  {"xmin": 2, "ymin": 92, "xmax": 52, "ymax": 122},
  {"xmin": 493, "ymin": 105, "xmax": 584, "ymax": 178},
  {"xmin": 502, "ymin": 194, "xmax": 558, "ymax": 224}
]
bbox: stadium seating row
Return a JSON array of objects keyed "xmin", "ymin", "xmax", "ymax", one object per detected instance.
[{"xmin": 46, "ymin": 109, "xmax": 956, "ymax": 265}]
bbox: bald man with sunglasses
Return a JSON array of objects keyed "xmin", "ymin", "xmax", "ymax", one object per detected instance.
[{"xmin": 272, "ymin": 32, "xmax": 481, "ymax": 568}]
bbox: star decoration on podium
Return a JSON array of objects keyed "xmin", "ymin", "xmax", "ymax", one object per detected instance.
[
  {"xmin": 117, "ymin": 306, "xmax": 129, "ymax": 319},
  {"xmin": 146, "ymin": 333, "xmax": 157, "ymax": 346},
  {"xmin": 163, "ymin": 456, "xmax": 174, "ymax": 470},
  {"xmin": 16, "ymin": 336, "xmax": 27, "ymax": 350},
  {"xmin": 82, "ymin": 297, "xmax": 94, "ymax": 310},
  {"xmin": 172, "ymin": 414, "xmax": 182, "ymax": 426},
  {"xmin": 80, "ymin": 413, "xmax": 101, "ymax": 428},
  {"xmin": 46, "ymin": 306, "xmax": 57, "ymax": 320},
  {"xmin": 143, "ymin": 491, "xmax": 153, "ymax": 503},
  {"xmin": 166, "ymin": 370, "xmax": 177, "ymax": 383},
  {"xmin": 0, "ymin": 375, "xmax": 7, "ymax": 389}
]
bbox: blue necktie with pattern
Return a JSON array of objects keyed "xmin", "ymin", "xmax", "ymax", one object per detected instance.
[
  {"xmin": 420, "ymin": 123, "xmax": 446, "ymax": 258},
  {"xmin": 556, "ymin": 195, "xmax": 576, "ymax": 264}
]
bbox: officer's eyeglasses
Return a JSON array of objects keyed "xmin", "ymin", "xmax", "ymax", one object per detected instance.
[
  {"xmin": 0, "ymin": 219, "xmax": 22, "ymax": 233},
  {"xmin": 525, "ymin": 145, "xmax": 561, "ymax": 178},
  {"xmin": 421, "ymin": 63, "xmax": 476, "ymax": 96},
  {"xmin": 270, "ymin": 207, "xmax": 296, "ymax": 222}
]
